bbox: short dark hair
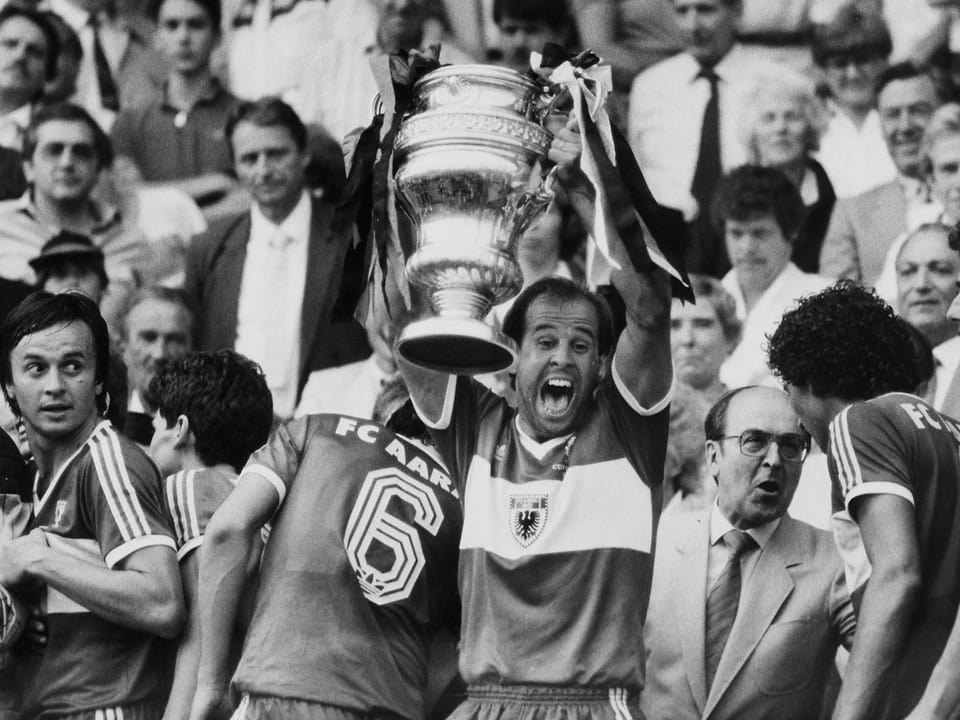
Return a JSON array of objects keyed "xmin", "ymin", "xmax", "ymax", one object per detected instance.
[
  {"xmin": 711, "ymin": 165, "xmax": 806, "ymax": 242},
  {"xmin": 41, "ymin": 10, "xmax": 82, "ymax": 63},
  {"xmin": 148, "ymin": 0, "xmax": 221, "ymax": 30},
  {"xmin": 23, "ymin": 102, "xmax": 114, "ymax": 169},
  {"xmin": 810, "ymin": 2, "xmax": 892, "ymax": 68},
  {"xmin": 225, "ymin": 97, "xmax": 307, "ymax": 158},
  {"xmin": 502, "ymin": 277, "xmax": 615, "ymax": 357},
  {"xmin": 0, "ymin": 291, "xmax": 111, "ymax": 415},
  {"xmin": 767, "ymin": 280, "xmax": 921, "ymax": 401},
  {"xmin": 0, "ymin": 5, "xmax": 60, "ymax": 81},
  {"xmin": 31, "ymin": 230, "xmax": 108, "ymax": 292},
  {"xmin": 704, "ymin": 385, "xmax": 755, "ymax": 440},
  {"xmin": 493, "ymin": 0, "xmax": 571, "ymax": 32},
  {"xmin": 875, "ymin": 61, "xmax": 938, "ymax": 99},
  {"xmin": 687, "ymin": 274, "xmax": 741, "ymax": 344},
  {"xmin": 149, "ymin": 350, "xmax": 273, "ymax": 472}
]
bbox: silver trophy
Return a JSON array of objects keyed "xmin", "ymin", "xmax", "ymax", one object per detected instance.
[{"xmin": 393, "ymin": 64, "xmax": 557, "ymax": 374}]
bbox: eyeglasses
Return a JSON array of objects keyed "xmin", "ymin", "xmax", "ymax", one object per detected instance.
[{"xmin": 715, "ymin": 430, "xmax": 809, "ymax": 463}]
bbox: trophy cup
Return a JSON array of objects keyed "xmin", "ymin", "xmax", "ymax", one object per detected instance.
[{"xmin": 393, "ymin": 64, "xmax": 557, "ymax": 374}]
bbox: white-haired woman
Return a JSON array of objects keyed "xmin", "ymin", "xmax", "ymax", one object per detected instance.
[{"xmin": 739, "ymin": 68, "xmax": 836, "ymax": 273}]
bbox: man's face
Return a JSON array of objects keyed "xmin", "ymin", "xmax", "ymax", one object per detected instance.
[
  {"xmin": 42, "ymin": 264, "xmax": 105, "ymax": 303},
  {"xmin": 896, "ymin": 228, "xmax": 959, "ymax": 343},
  {"xmin": 821, "ymin": 48, "xmax": 888, "ymax": 114},
  {"xmin": 149, "ymin": 413, "xmax": 182, "ymax": 477},
  {"xmin": 783, "ymin": 382, "xmax": 831, "ymax": 451},
  {"xmin": 498, "ymin": 14, "xmax": 564, "ymax": 74},
  {"xmin": 25, "ymin": 120, "xmax": 101, "ymax": 204},
  {"xmin": 4, "ymin": 320, "xmax": 102, "ymax": 444},
  {"xmin": 930, "ymin": 134, "xmax": 960, "ymax": 222},
  {"xmin": 673, "ymin": 0, "xmax": 741, "ymax": 67},
  {"xmin": 122, "ymin": 299, "xmax": 192, "ymax": 401},
  {"xmin": 878, "ymin": 75, "xmax": 939, "ymax": 177},
  {"xmin": 515, "ymin": 295, "xmax": 604, "ymax": 441},
  {"xmin": 671, "ymin": 297, "xmax": 731, "ymax": 390},
  {"xmin": 156, "ymin": 0, "xmax": 218, "ymax": 76},
  {"xmin": 231, "ymin": 121, "xmax": 307, "ymax": 215},
  {"xmin": 725, "ymin": 213, "xmax": 793, "ymax": 290},
  {"xmin": 0, "ymin": 16, "xmax": 49, "ymax": 102},
  {"xmin": 753, "ymin": 93, "xmax": 808, "ymax": 168},
  {"xmin": 373, "ymin": 0, "xmax": 427, "ymax": 52},
  {"xmin": 707, "ymin": 387, "xmax": 805, "ymax": 529}
]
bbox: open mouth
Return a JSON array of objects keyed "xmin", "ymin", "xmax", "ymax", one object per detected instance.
[
  {"xmin": 540, "ymin": 377, "xmax": 574, "ymax": 417},
  {"xmin": 756, "ymin": 480, "xmax": 779, "ymax": 495}
]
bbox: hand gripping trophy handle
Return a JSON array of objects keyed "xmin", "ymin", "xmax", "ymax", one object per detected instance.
[{"xmin": 392, "ymin": 64, "xmax": 558, "ymax": 375}]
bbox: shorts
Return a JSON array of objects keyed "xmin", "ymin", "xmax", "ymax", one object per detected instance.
[
  {"xmin": 232, "ymin": 695, "xmax": 408, "ymax": 720},
  {"xmin": 449, "ymin": 686, "xmax": 644, "ymax": 720},
  {"xmin": 50, "ymin": 702, "xmax": 163, "ymax": 720}
]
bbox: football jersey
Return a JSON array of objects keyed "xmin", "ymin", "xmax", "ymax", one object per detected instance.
[
  {"xmin": 828, "ymin": 393, "xmax": 960, "ymax": 718},
  {"xmin": 231, "ymin": 414, "xmax": 462, "ymax": 720},
  {"xmin": 164, "ymin": 467, "xmax": 237, "ymax": 561},
  {"xmin": 427, "ymin": 366, "xmax": 671, "ymax": 691},
  {"xmin": 19, "ymin": 421, "xmax": 177, "ymax": 717}
]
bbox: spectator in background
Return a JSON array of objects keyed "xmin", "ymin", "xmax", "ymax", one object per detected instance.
[
  {"xmin": 111, "ymin": 0, "xmax": 243, "ymax": 220},
  {"xmin": 821, "ymin": 62, "xmax": 943, "ymax": 284},
  {"xmin": 28, "ymin": 230, "xmax": 108, "ymax": 303},
  {"xmin": 713, "ymin": 165, "xmax": 832, "ymax": 389},
  {"xmin": 739, "ymin": 67, "xmax": 835, "ymax": 273},
  {"xmin": 895, "ymin": 223, "xmax": 960, "ymax": 414},
  {"xmin": 492, "ymin": 0, "xmax": 577, "ymax": 75},
  {"xmin": 0, "ymin": 5, "xmax": 59, "ymax": 152},
  {"xmin": 41, "ymin": 10, "xmax": 83, "ymax": 104},
  {"xmin": 671, "ymin": 273, "xmax": 740, "ymax": 406},
  {"xmin": 184, "ymin": 98, "xmax": 369, "ymax": 419},
  {"xmin": 812, "ymin": 2, "xmax": 897, "ymax": 199},
  {"xmin": 48, "ymin": 0, "xmax": 167, "ymax": 130},
  {"xmin": 629, "ymin": 0, "xmax": 784, "ymax": 278}
]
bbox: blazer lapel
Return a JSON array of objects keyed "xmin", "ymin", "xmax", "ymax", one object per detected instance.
[
  {"xmin": 938, "ymin": 364, "xmax": 960, "ymax": 421},
  {"xmin": 214, "ymin": 216, "xmax": 250, "ymax": 350},
  {"xmin": 299, "ymin": 198, "xmax": 337, "ymax": 380},
  {"xmin": 671, "ymin": 513, "xmax": 710, "ymax": 714},
  {"xmin": 703, "ymin": 519, "xmax": 797, "ymax": 719}
]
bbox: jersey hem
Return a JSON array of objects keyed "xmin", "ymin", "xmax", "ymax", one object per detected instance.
[
  {"xmin": 105, "ymin": 534, "xmax": 177, "ymax": 568},
  {"xmin": 177, "ymin": 536, "xmax": 203, "ymax": 562},
  {"xmin": 242, "ymin": 464, "xmax": 287, "ymax": 507},
  {"xmin": 612, "ymin": 359, "xmax": 673, "ymax": 416},
  {"xmin": 844, "ymin": 481, "xmax": 915, "ymax": 511}
]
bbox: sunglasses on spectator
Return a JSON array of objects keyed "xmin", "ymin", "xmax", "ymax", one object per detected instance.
[{"xmin": 714, "ymin": 430, "xmax": 809, "ymax": 463}]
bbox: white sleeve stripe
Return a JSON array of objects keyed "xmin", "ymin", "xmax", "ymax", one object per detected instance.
[
  {"xmin": 830, "ymin": 408, "xmax": 861, "ymax": 497},
  {"xmin": 90, "ymin": 429, "xmax": 152, "ymax": 540},
  {"xmin": 837, "ymin": 408, "xmax": 863, "ymax": 495},
  {"xmin": 845, "ymin": 482, "xmax": 915, "ymax": 510},
  {"xmin": 611, "ymin": 359, "xmax": 674, "ymax": 416},
  {"xmin": 90, "ymin": 434, "xmax": 134, "ymax": 542},
  {"xmin": 185, "ymin": 470, "xmax": 201, "ymax": 543},
  {"xmin": 241, "ymin": 464, "xmax": 286, "ymax": 507},
  {"xmin": 177, "ymin": 536, "xmax": 203, "ymax": 561},
  {"xmin": 165, "ymin": 472, "xmax": 186, "ymax": 545},
  {"xmin": 104, "ymin": 534, "xmax": 176, "ymax": 568}
]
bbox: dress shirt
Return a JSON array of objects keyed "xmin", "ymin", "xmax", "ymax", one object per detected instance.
[
  {"xmin": 628, "ymin": 44, "xmax": 783, "ymax": 215},
  {"xmin": 815, "ymin": 104, "xmax": 897, "ymax": 200},
  {"xmin": 720, "ymin": 262, "xmax": 833, "ymax": 389},
  {"xmin": 932, "ymin": 336, "xmax": 960, "ymax": 411},
  {"xmin": 235, "ymin": 190, "xmax": 311, "ymax": 418},
  {"xmin": 0, "ymin": 104, "xmax": 31, "ymax": 152},
  {"xmin": 707, "ymin": 501, "xmax": 779, "ymax": 591},
  {"xmin": 294, "ymin": 356, "xmax": 391, "ymax": 419}
]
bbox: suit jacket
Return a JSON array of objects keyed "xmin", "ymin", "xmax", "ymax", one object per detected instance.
[
  {"xmin": 819, "ymin": 181, "xmax": 940, "ymax": 285},
  {"xmin": 183, "ymin": 196, "xmax": 369, "ymax": 401},
  {"xmin": 641, "ymin": 511, "xmax": 855, "ymax": 720}
]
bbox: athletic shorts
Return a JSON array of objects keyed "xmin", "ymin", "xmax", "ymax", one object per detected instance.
[
  {"xmin": 49, "ymin": 702, "xmax": 163, "ymax": 720},
  {"xmin": 449, "ymin": 686, "xmax": 644, "ymax": 720},
  {"xmin": 232, "ymin": 695, "xmax": 408, "ymax": 720}
]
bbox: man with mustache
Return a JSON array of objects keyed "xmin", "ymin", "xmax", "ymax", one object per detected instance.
[
  {"xmin": 0, "ymin": 5, "xmax": 57, "ymax": 153},
  {"xmin": 641, "ymin": 385, "xmax": 855, "ymax": 719}
]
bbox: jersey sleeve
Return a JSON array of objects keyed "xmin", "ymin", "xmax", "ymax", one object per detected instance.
[
  {"xmin": 164, "ymin": 470, "xmax": 236, "ymax": 561},
  {"xmin": 827, "ymin": 402, "xmax": 915, "ymax": 511},
  {"xmin": 81, "ymin": 432, "xmax": 176, "ymax": 568},
  {"xmin": 240, "ymin": 417, "xmax": 309, "ymax": 508}
]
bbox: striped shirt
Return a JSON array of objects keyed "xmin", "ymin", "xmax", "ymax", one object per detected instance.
[
  {"xmin": 19, "ymin": 421, "xmax": 176, "ymax": 717},
  {"xmin": 164, "ymin": 467, "xmax": 237, "ymax": 561}
]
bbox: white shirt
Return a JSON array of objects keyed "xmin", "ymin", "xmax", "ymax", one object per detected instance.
[
  {"xmin": 628, "ymin": 45, "xmax": 786, "ymax": 216},
  {"xmin": 235, "ymin": 191, "xmax": 311, "ymax": 418},
  {"xmin": 815, "ymin": 104, "xmax": 898, "ymax": 200},
  {"xmin": 720, "ymin": 263, "xmax": 833, "ymax": 389},
  {"xmin": 0, "ymin": 104, "xmax": 31, "ymax": 152},
  {"xmin": 707, "ymin": 501, "xmax": 779, "ymax": 590},
  {"xmin": 294, "ymin": 356, "xmax": 390, "ymax": 419},
  {"xmin": 932, "ymin": 336, "xmax": 960, "ymax": 411}
]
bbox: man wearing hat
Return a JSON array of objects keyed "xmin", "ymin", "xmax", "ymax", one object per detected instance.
[{"xmin": 29, "ymin": 230, "xmax": 108, "ymax": 304}]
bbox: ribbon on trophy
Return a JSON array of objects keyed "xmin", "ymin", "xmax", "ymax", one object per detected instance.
[{"xmin": 533, "ymin": 44, "xmax": 693, "ymax": 302}]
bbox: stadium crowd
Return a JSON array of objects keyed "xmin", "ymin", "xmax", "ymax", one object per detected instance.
[{"xmin": 2, "ymin": 0, "xmax": 960, "ymax": 719}]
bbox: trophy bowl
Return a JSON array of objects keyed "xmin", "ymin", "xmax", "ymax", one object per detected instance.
[{"xmin": 393, "ymin": 64, "xmax": 556, "ymax": 374}]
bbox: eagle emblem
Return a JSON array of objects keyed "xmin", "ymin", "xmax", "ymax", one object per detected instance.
[{"xmin": 508, "ymin": 493, "xmax": 548, "ymax": 547}]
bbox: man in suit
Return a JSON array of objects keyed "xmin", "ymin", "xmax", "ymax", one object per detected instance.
[
  {"xmin": 820, "ymin": 62, "xmax": 942, "ymax": 285},
  {"xmin": 641, "ymin": 385, "xmax": 856, "ymax": 720},
  {"xmin": 183, "ymin": 97, "xmax": 368, "ymax": 419}
]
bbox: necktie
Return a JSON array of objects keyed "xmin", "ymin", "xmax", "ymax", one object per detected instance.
[
  {"xmin": 689, "ymin": 67, "xmax": 723, "ymax": 275},
  {"xmin": 89, "ymin": 14, "xmax": 120, "ymax": 112},
  {"xmin": 705, "ymin": 529, "xmax": 755, "ymax": 690}
]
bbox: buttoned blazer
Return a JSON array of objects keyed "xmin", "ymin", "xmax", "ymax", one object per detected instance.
[
  {"xmin": 818, "ymin": 181, "xmax": 907, "ymax": 285},
  {"xmin": 183, "ymin": 197, "xmax": 367, "ymax": 397},
  {"xmin": 640, "ymin": 511, "xmax": 854, "ymax": 720}
]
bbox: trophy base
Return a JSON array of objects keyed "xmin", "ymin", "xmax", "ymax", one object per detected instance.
[{"xmin": 397, "ymin": 317, "xmax": 517, "ymax": 375}]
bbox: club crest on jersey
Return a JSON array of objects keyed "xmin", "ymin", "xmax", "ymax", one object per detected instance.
[
  {"xmin": 54, "ymin": 500, "xmax": 67, "ymax": 526},
  {"xmin": 508, "ymin": 493, "xmax": 548, "ymax": 547}
]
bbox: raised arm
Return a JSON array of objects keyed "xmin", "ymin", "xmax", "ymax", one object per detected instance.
[{"xmin": 189, "ymin": 475, "xmax": 277, "ymax": 720}]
